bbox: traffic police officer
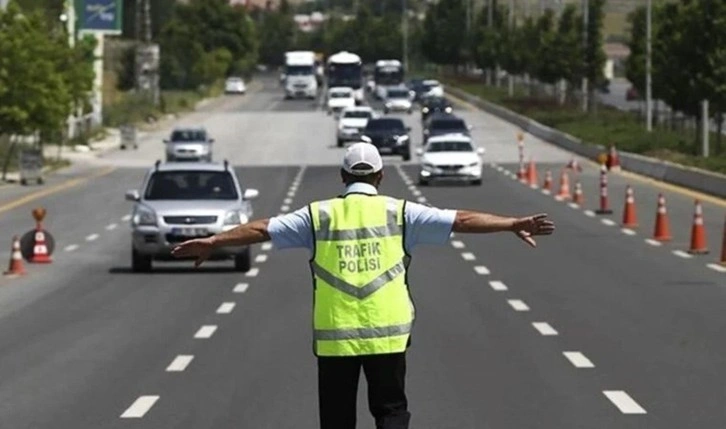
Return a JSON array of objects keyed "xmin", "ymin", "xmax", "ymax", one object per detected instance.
[{"xmin": 171, "ymin": 142, "xmax": 555, "ymax": 429}]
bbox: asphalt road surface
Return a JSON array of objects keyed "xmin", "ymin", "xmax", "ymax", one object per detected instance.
[{"xmin": 0, "ymin": 75, "xmax": 724, "ymax": 429}]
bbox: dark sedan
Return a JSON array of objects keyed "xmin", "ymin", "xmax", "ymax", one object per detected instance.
[
  {"xmin": 422, "ymin": 113, "xmax": 471, "ymax": 145},
  {"xmin": 361, "ymin": 118, "xmax": 411, "ymax": 161},
  {"xmin": 420, "ymin": 96, "xmax": 453, "ymax": 122}
]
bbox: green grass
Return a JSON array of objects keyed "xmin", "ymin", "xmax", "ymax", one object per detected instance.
[{"xmin": 444, "ymin": 78, "xmax": 726, "ymax": 174}]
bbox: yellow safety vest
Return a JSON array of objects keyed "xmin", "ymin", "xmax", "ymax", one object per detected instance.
[{"xmin": 309, "ymin": 194, "xmax": 414, "ymax": 357}]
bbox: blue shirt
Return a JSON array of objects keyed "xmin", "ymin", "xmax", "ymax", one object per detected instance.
[{"xmin": 267, "ymin": 183, "xmax": 457, "ymax": 254}]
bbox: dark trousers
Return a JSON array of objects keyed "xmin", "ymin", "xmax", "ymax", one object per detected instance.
[{"xmin": 317, "ymin": 352, "xmax": 411, "ymax": 429}]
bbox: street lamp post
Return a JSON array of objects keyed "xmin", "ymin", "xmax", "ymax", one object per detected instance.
[
  {"xmin": 402, "ymin": 0, "xmax": 408, "ymax": 72},
  {"xmin": 645, "ymin": 0, "xmax": 653, "ymax": 132}
]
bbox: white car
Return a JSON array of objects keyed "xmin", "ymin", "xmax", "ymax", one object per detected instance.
[
  {"xmin": 327, "ymin": 87, "xmax": 356, "ymax": 116},
  {"xmin": 416, "ymin": 134, "xmax": 484, "ymax": 186},
  {"xmin": 224, "ymin": 77, "xmax": 246, "ymax": 94},
  {"xmin": 422, "ymin": 79, "xmax": 444, "ymax": 98},
  {"xmin": 337, "ymin": 106, "xmax": 376, "ymax": 147},
  {"xmin": 383, "ymin": 87, "xmax": 413, "ymax": 114}
]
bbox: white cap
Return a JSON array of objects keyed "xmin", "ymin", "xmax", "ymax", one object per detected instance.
[{"xmin": 342, "ymin": 143, "xmax": 383, "ymax": 176}]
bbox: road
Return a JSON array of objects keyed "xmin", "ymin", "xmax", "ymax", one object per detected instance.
[{"xmin": 0, "ymin": 75, "xmax": 724, "ymax": 429}]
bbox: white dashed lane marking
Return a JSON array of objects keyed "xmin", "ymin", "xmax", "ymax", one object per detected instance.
[
  {"xmin": 707, "ymin": 263, "xmax": 726, "ymax": 273},
  {"xmin": 488, "ymin": 280, "xmax": 508, "ymax": 291},
  {"xmin": 603, "ymin": 391, "xmax": 647, "ymax": 414},
  {"xmin": 451, "ymin": 240, "xmax": 465, "ymax": 249},
  {"xmin": 287, "ymin": 191, "xmax": 295, "ymax": 198},
  {"xmin": 568, "ymin": 203, "xmax": 580, "ymax": 209},
  {"xmin": 563, "ymin": 351, "xmax": 595, "ymax": 368},
  {"xmin": 166, "ymin": 355, "xmax": 194, "ymax": 372},
  {"xmin": 234, "ymin": 283, "xmax": 249, "ymax": 293},
  {"xmin": 86, "ymin": 234, "xmax": 99, "ymax": 242},
  {"xmin": 216, "ymin": 302, "xmax": 236, "ymax": 314},
  {"xmin": 461, "ymin": 252, "xmax": 476, "ymax": 261},
  {"xmin": 411, "ymin": 189, "xmax": 422, "ymax": 197},
  {"xmin": 532, "ymin": 322, "xmax": 558, "ymax": 336},
  {"xmin": 507, "ymin": 299, "xmax": 530, "ymax": 312},
  {"xmin": 283, "ymin": 198, "xmax": 293, "ymax": 204},
  {"xmin": 645, "ymin": 239, "xmax": 662, "ymax": 247},
  {"xmin": 255, "ymin": 254, "xmax": 268, "ymax": 263},
  {"xmin": 246, "ymin": 267, "xmax": 260, "ymax": 277},
  {"xmin": 106, "ymin": 223, "xmax": 118, "ymax": 231},
  {"xmin": 64, "ymin": 244, "xmax": 79, "ymax": 252},
  {"xmin": 672, "ymin": 250, "xmax": 693, "ymax": 259},
  {"xmin": 584, "ymin": 210, "xmax": 596, "ymax": 217},
  {"xmin": 601, "ymin": 219, "xmax": 616, "ymax": 226},
  {"xmin": 121, "ymin": 214, "xmax": 132, "ymax": 222},
  {"xmin": 621, "ymin": 228, "xmax": 636, "ymax": 236},
  {"xmin": 261, "ymin": 242, "xmax": 273, "ymax": 251},
  {"xmin": 194, "ymin": 325, "xmax": 217, "ymax": 339},
  {"xmin": 416, "ymin": 197, "xmax": 427, "ymax": 203},
  {"xmin": 120, "ymin": 395, "xmax": 160, "ymax": 418},
  {"xmin": 280, "ymin": 205, "xmax": 290, "ymax": 212},
  {"xmin": 474, "ymin": 266, "xmax": 490, "ymax": 275}
]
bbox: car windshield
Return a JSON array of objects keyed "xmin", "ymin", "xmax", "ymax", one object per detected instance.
[
  {"xmin": 366, "ymin": 119, "xmax": 405, "ymax": 131},
  {"xmin": 170, "ymin": 130, "xmax": 207, "ymax": 142},
  {"xmin": 387, "ymin": 89, "xmax": 409, "ymax": 98},
  {"xmin": 424, "ymin": 98, "xmax": 449, "ymax": 108},
  {"xmin": 432, "ymin": 119, "xmax": 466, "ymax": 130},
  {"xmin": 427, "ymin": 141, "xmax": 474, "ymax": 152},
  {"xmin": 423, "ymin": 82, "xmax": 440, "ymax": 91},
  {"xmin": 226, "ymin": 78, "xmax": 243, "ymax": 83},
  {"xmin": 343, "ymin": 111, "xmax": 372, "ymax": 119},
  {"xmin": 145, "ymin": 171, "xmax": 238, "ymax": 200},
  {"xmin": 331, "ymin": 91, "xmax": 352, "ymax": 98},
  {"xmin": 286, "ymin": 65, "xmax": 314, "ymax": 75}
]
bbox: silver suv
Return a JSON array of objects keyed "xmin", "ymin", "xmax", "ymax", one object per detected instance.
[
  {"xmin": 125, "ymin": 160, "xmax": 259, "ymax": 272},
  {"xmin": 164, "ymin": 127, "xmax": 214, "ymax": 162}
]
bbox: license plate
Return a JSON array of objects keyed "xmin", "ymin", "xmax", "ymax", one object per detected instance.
[
  {"xmin": 378, "ymin": 147, "xmax": 393, "ymax": 154},
  {"xmin": 171, "ymin": 228, "xmax": 208, "ymax": 237}
]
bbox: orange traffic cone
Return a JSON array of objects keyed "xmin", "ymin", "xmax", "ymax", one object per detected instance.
[
  {"xmin": 555, "ymin": 170, "xmax": 571, "ymax": 201},
  {"xmin": 4, "ymin": 236, "xmax": 26, "ymax": 276},
  {"xmin": 719, "ymin": 215, "xmax": 725, "ymax": 266},
  {"xmin": 607, "ymin": 145, "xmax": 621, "ymax": 171},
  {"xmin": 542, "ymin": 170, "xmax": 553, "ymax": 192},
  {"xmin": 526, "ymin": 159, "xmax": 538, "ymax": 187},
  {"xmin": 30, "ymin": 229, "xmax": 52, "ymax": 263},
  {"xmin": 572, "ymin": 182, "xmax": 584, "ymax": 206},
  {"xmin": 622, "ymin": 185, "xmax": 638, "ymax": 228},
  {"xmin": 687, "ymin": 199, "xmax": 708, "ymax": 254},
  {"xmin": 595, "ymin": 164, "xmax": 613, "ymax": 214},
  {"xmin": 653, "ymin": 193, "xmax": 672, "ymax": 241},
  {"xmin": 566, "ymin": 158, "xmax": 583, "ymax": 173},
  {"xmin": 518, "ymin": 162, "xmax": 527, "ymax": 183}
]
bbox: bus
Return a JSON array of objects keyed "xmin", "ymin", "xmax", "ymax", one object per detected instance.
[
  {"xmin": 373, "ymin": 59, "xmax": 404, "ymax": 99},
  {"xmin": 326, "ymin": 51, "xmax": 364, "ymax": 105}
]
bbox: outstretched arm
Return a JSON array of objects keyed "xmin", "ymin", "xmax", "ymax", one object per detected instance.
[
  {"xmin": 452, "ymin": 211, "xmax": 555, "ymax": 247},
  {"xmin": 171, "ymin": 219, "xmax": 271, "ymax": 267}
]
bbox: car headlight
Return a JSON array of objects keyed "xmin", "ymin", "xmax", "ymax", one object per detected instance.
[
  {"xmin": 445, "ymin": 106, "xmax": 452, "ymax": 113},
  {"xmin": 385, "ymin": 102, "xmax": 392, "ymax": 108},
  {"xmin": 395, "ymin": 135, "xmax": 409, "ymax": 145},
  {"xmin": 133, "ymin": 205, "xmax": 157, "ymax": 226},
  {"xmin": 422, "ymin": 107, "xmax": 429, "ymax": 113},
  {"xmin": 224, "ymin": 210, "xmax": 249, "ymax": 225}
]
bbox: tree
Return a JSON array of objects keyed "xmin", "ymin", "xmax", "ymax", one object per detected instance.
[
  {"xmin": 625, "ymin": 6, "xmax": 646, "ymax": 100},
  {"xmin": 583, "ymin": 0, "xmax": 607, "ymax": 103},
  {"xmin": 532, "ymin": 10, "xmax": 559, "ymax": 86},
  {"xmin": 421, "ymin": 0, "xmax": 467, "ymax": 67},
  {"xmin": 553, "ymin": 5, "xmax": 582, "ymax": 98},
  {"xmin": 473, "ymin": 3, "xmax": 505, "ymax": 76}
]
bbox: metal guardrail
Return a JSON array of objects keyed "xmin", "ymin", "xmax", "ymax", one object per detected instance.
[{"xmin": 446, "ymin": 86, "xmax": 726, "ymax": 199}]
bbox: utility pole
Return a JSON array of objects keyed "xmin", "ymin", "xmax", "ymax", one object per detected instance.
[
  {"xmin": 581, "ymin": 0, "xmax": 589, "ymax": 113},
  {"xmin": 486, "ymin": 0, "xmax": 493, "ymax": 85},
  {"xmin": 645, "ymin": 0, "xmax": 653, "ymax": 132},
  {"xmin": 507, "ymin": 0, "xmax": 514, "ymax": 96},
  {"xmin": 402, "ymin": 0, "xmax": 408, "ymax": 72}
]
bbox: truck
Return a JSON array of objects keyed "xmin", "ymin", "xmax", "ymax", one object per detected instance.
[{"xmin": 283, "ymin": 51, "xmax": 318, "ymax": 99}]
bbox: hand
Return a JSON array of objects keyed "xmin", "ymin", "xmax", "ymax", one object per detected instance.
[
  {"xmin": 171, "ymin": 237, "xmax": 215, "ymax": 268},
  {"xmin": 512, "ymin": 213, "xmax": 555, "ymax": 248}
]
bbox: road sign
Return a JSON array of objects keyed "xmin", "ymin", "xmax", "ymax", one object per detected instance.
[
  {"xmin": 78, "ymin": 0, "xmax": 122, "ymax": 34},
  {"xmin": 18, "ymin": 149, "xmax": 44, "ymax": 186}
]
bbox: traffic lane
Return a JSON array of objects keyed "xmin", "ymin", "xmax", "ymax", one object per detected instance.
[
  {"xmin": 0, "ymin": 166, "xmax": 297, "ymax": 429},
  {"xmin": 496, "ymin": 161, "xmax": 725, "ymax": 257},
  {"xmin": 403, "ymin": 164, "xmax": 726, "ymax": 427},
  {"xmin": 133, "ymin": 166, "xmax": 636, "ymax": 429}
]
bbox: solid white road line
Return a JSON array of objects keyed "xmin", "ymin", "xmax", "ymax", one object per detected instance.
[
  {"xmin": 645, "ymin": 239, "xmax": 662, "ymax": 247},
  {"xmin": 621, "ymin": 228, "xmax": 636, "ymax": 236},
  {"xmin": 451, "ymin": 240, "xmax": 465, "ymax": 249},
  {"xmin": 532, "ymin": 322, "xmax": 558, "ymax": 336},
  {"xmin": 120, "ymin": 395, "xmax": 160, "ymax": 418},
  {"xmin": 417, "ymin": 197, "xmax": 427, "ymax": 203},
  {"xmin": 261, "ymin": 242, "xmax": 273, "ymax": 251},
  {"xmin": 672, "ymin": 250, "xmax": 693, "ymax": 259},
  {"xmin": 507, "ymin": 299, "xmax": 530, "ymax": 312},
  {"xmin": 584, "ymin": 210, "xmax": 596, "ymax": 217},
  {"xmin": 121, "ymin": 214, "xmax": 132, "ymax": 222},
  {"xmin": 194, "ymin": 325, "xmax": 217, "ymax": 339},
  {"xmin": 563, "ymin": 351, "xmax": 595, "ymax": 368},
  {"xmin": 64, "ymin": 244, "xmax": 79, "ymax": 252},
  {"xmin": 603, "ymin": 391, "xmax": 647, "ymax": 414},
  {"xmin": 707, "ymin": 263, "xmax": 726, "ymax": 273},
  {"xmin": 106, "ymin": 223, "xmax": 118, "ymax": 231},
  {"xmin": 85, "ymin": 233, "xmax": 99, "ymax": 241},
  {"xmin": 474, "ymin": 266, "xmax": 490, "ymax": 275},
  {"xmin": 601, "ymin": 219, "xmax": 616, "ymax": 226},
  {"xmin": 255, "ymin": 254, "xmax": 268, "ymax": 263},
  {"xmin": 488, "ymin": 280, "xmax": 508, "ymax": 291},
  {"xmin": 246, "ymin": 267, "xmax": 260, "ymax": 277},
  {"xmin": 216, "ymin": 302, "xmax": 236, "ymax": 314},
  {"xmin": 166, "ymin": 355, "xmax": 194, "ymax": 372},
  {"xmin": 461, "ymin": 252, "xmax": 476, "ymax": 261},
  {"xmin": 234, "ymin": 283, "xmax": 249, "ymax": 293}
]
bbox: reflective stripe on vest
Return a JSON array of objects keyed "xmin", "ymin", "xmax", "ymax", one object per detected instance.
[{"xmin": 310, "ymin": 195, "xmax": 413, "ymax": 357}]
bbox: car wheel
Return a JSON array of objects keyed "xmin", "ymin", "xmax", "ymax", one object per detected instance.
[
  {"xmin": 132, "ymin": 248, "xmax": 152, "ymax": 272},
  {"xmin": 337, "ymin": 138, "xmax": 344, "ymax": 148},
  {"xmin": 472, "ymin": 179, "xmax": 482, "ymax": 186},
  {"xmin": 234, "ymin": 248, "xmax": 251, "ymax": 272},
  {"xmin": 402, "ymin": 151, "xmax": 411, "ymax": 162},
  {"xmin": 418, "ymin": 178, "xmax": 429, "ymax": 186}
]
